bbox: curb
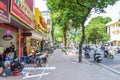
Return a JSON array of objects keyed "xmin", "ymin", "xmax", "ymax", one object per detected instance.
[
  {"xmin": 98, "ymin": 63, "xmax": 120, "ymax": 75},
  {"xmin": 88, "ymin": 59, "xmax": 120, "ymax": 75}
]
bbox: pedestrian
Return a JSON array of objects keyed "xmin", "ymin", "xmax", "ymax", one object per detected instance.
[{"xmin": 9, "ymin": 42, "xmax": 15, "ymax": 61}]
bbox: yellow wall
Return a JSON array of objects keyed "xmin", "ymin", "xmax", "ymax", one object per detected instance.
[{"xmin": 34, "ymin": 8, "xmax": 47, "ymax": 36}]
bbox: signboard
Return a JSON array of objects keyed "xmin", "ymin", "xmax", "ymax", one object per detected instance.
[
  {"xmin": 10, "ymin": 0, "xmax": 35, "ymax": 29},
  {"xmin": 34, "ymin": 8, "xmax": 47, "ymax": 35},
  {"xmin": 3, "ymin": 34, "xmax": 13, "ymax": 41},
  {"xmin": 0, "ymin": 0, "xmax": 9, "ymax": 23},
  {"xmin": 25, "ymin": 0, "xmax": 33, "ymax": 11}
]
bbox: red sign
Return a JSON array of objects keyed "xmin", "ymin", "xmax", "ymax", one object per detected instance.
[
  {"xmin": 10, "ymin": 0, "xmax": 35, "ymax": 29},
  {"xmin": 39, "ymin": 16, "xmax": 46, "ymax": 28},
  {"xmin": 0, "ymin": 0, "xmax": 9, "ymax": 23},
  {"xmin": 25, "ymin": 0, "xmax": 33, "ymax": 11}
]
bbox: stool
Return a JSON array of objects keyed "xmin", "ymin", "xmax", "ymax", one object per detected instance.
[
  {"xmin": 12, "ymin": 71, "xmax": 20, "ymax": 76},
  {"xmin": 22, "ymin": 56, "xmax": 26, "ymax": 63}
]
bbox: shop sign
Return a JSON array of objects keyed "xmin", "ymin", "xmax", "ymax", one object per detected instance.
[
  {"xmin": 25, "ymin": 0, "xmax": 33, "ymax": 11},
  {"xmin": 39, "ymin": 16, "xmax": 47, "ymax": 29},
  {"xmin": 0, "ymin": 0, "xmax": 9, "ymax": 23},
  {"xmin": 3, "ymin": 34, "xmax": 13, "ymax": 41},
  {"xmin": 34, "ymin": 8, "xmax": 47, "ymax": 30},
  {"xmin": 10, "ymin": 0, "xmax": 35, "ymax": 29}
]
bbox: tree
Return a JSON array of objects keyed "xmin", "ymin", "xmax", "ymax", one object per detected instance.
[
  {"xmin": 85, "ymin": 16, "xmax": 112, "ymax": 44},
  {"xmin": 46, "ymin": 0, "xmax": 119, "ymax": 62}
]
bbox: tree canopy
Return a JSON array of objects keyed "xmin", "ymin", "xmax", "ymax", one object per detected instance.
[
  {"xmin": 46, "ymin": 0, "xmax": 119, "ymax": 62},
  {"xmin": 85, "ymin": 16, "xmax": 112, "ymax": 44}
]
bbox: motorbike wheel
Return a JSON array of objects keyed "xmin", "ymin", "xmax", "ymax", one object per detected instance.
[
  {"xmin": 110, "ymin": 55, "xmax": 114, "ymax": 59},
  {"xmin": 40, "ymin": 61, "xmax": 46, "ymax": 67},
  {"xmin": 95, "ymin": 58, "xmax": 101, "ymax": 63},
  {"xmin": 26, "ymin": 58, "xmax": 32, "ymax": 64},
  {"xmin": 48, "ymin": 49, "xmax": 53, "ymax": 53},
  {"xmin": 42, "ymin": 58, "xmax": 47, "ymax": 63},
  {"xmin": 104, "ymin": 53, "xmax": 107, "ymax": 58}
]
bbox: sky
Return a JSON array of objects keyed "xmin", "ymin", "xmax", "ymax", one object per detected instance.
[
  {"xmin": 35, "ymin": 0, "xmax": 120, "ymax": 22},
  {"xmin": 34, "ymin": 0, "xmax": 48, "ymax": 11},
  {"xmin": 90, "ymin": 1, "xmax": 120, "ymax": 21}
]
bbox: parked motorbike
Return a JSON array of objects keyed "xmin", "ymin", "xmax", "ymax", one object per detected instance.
[
  {"xmin": 84, "ymin": 49, "xmax": 90, "ymax": 59},
  {"xmin": 26, "ymin": 52, "xmax": 48, "ymax": 66},
  {"xmin": 115, "ymin": 47, "xmax": 120, "ymax": 54},
  {"xmin": 104, "ymin": 50, "xmax": 114, "ymax": 59},
  {"xmin": 94, "ymin": 53, "xmax": 102, "ymax": 63},
  {"xmin": 44, "ymin": 47, "xmax": 53, "ymax": 53}
]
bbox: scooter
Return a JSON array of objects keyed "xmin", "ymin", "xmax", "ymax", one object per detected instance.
[
  {"xmin": 94, "ymin": 53, "xmax": 102, "ymax": 63},
  {"xmin": 104, "ymin": 50, "xmax": 114, "ymax": 59},
  {"xmin": 84, "ymin": 49, "xmax": 90, "ymax": 59},
  {"xmin": 44, "ymin": 47, "xmax": 53, "ymax": 53},
  {"xmin": 26, "ymin": 51, "xmax": 48, "ymax": 66}
]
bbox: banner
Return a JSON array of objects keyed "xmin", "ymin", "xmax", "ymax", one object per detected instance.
[
  {"xmin": 0, "ymin": 0, "xmax": 9, "ymax": 23},
  {"xmin": 25, "ymin": 0, "xmax": 33, "ymax": 11},
  {"xmin": 10, "ymin": 0, "xmax": 35, "ymax": 29},
  {"xmin": 34, "ymin": 8, "xmax": 47, "ymax": 35}
]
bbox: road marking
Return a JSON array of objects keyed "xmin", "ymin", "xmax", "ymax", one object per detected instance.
[
  {"xmin": 23, "ymin": 67, "xmax": 56, "ymax": 70},
  {"xmin": 36, "ymin": 55, "xmax": 54, "ymax": 80},
  {"xmin": 23, "ymin": 73, "xmax": 49, "ymax": 79}
]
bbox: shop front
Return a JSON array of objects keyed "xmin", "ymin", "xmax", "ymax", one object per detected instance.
[
  {"xmin": 30, "ymin": 31, "xmax": 44, "ymax": 52},
  {"xmin": 34, "ymin": 8, "xmax": 48, "ymax": 52},
  {"xmin": 9, "ymin": 0, "xmax": 35, "ymax": 57},
  {"xmin": 0, "ymin": 23, "xmax": 18, "ymax": 61},
  {"xmin": 0, "ymin": 0, "xmax": 35, "ymax": 61}
]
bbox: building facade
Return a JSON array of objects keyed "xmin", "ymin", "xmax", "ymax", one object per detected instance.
[
  {"xmin": 0, "ymin": 0, "xmax": 47, "ymax": 60},
  {"xmin": 106, "ymin": 20, "xmax": 120, "ymax": 46}
]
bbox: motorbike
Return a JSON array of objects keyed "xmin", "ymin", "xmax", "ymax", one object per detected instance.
[
  {"xmin": 94, "ymin": 48, "xmax": 102, "ymax": 63},
  {"xmin": 44, "ymin": 47, "xmax": 53, "ymax": 53},
  {"xmin": 84, "ymin": 49, "xmax": 90, "ymax": 59},
  {"xmin": 104, "ymin": 49, "xmax": 114, "ymax": 59},
  {"xmin": 94, "ymin": 53, "xmax": 102, "ymax": 63},
  {"xmin": 26, "ymin": 51, "xmax": 48, "ymax": 67}
]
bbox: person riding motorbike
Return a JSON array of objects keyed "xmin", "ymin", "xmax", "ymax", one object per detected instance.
[
  {"xmin": 84, "ymin": 46, "xmax": 90, "ymax": 58},
  {"xmin": 94, "ymin": 46, "xmax": 101, "ymax": 61},
  {"xmin": 104, "ymin": 45, "xmax": 109, "ymax": 57}
]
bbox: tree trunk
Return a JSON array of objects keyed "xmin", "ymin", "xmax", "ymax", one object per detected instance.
[
  {"xmin": 62, "ymin": 26, "xmax": 67, "ymax": 48},
  {"xmin": 78, "ymin": 8, "xmax": 92, "ymax": 63},
  {"xmin": 78, "ymin": 24, "xmax": 85, "ymax": 62}
]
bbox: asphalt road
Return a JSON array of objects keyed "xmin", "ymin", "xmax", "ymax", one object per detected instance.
[{"xmin": 89, "ymin": 49, "xmax": 120, "ymax": 72}]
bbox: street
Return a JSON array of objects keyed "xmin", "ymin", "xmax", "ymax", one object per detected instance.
[
  {"xmin": 102, "ymin": 53, "xmax": 120, "ymax": 72},
  {"xmin": 89, "ymin": 49, "xmax": 120, "ymax": 72},
  {"xmin": 0, "ymin": 49, "xmax": 120, "ymax": 80}
]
